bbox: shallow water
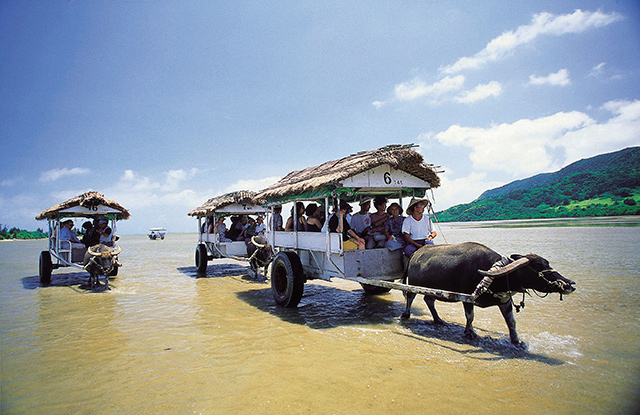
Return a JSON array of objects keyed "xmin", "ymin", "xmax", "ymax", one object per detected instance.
[{"xmin": 1, "ymin": 220, "xmax": 639, "ymax": 414}]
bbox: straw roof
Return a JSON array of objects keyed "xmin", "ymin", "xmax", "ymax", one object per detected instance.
[
  {"xmin": 188, "ymin": 190, "xmax": 258, "ymax": 217},
  {"xmin": 36, "ymin": 191, "xmax": 130, "ymax": 220},
  {"xmin": 255, "ymin": 144, "xmax": 441, "ymax": 203}
]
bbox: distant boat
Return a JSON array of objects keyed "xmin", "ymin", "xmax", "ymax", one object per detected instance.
[{"xmin": 148, "ymin": 228, "xmax": 166, "ymax": 240}]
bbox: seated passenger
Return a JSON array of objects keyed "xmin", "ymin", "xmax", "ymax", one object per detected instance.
[
  {"xmin": 59, "ymin": 219, "xmax": 81, "ymax": 248},
  {"xmin": 226, "ymin": 216, "xmax": 240, "ymax": 240},
  {"xmin": 384, "ymin": 202, "xmax": 405, "ymax": 251},
  {"xmin": 329, "ymin": 200, "xmax": 365, "ymax": 250},
  {"xmin": 234, "ymin": 216, "xmax": 248, "ymax": 241},
  {"xmin": 402, "ymin": 198, "xmax": 437, "ymax": 257},
  {"xmin": 285, "ymin": 202, "xmax": 307, "ymax": 231},
  {"xmin": 242, "ymin": 217, "xmax": 257, "ymax": 244},
  {"xmin": 305, "ymin": 203, "xmax": 323, "ymax": 232},
  {"xmin": 81, "ymin": 221, "xmax": 100, "ymax": 248},
  {"xmin": 214, "ymin": 217, "xmax": 232, "ymax": 242},
  {"xmin": 97, "ymin": 219, "xmax": 114, "ymax": 247},
  {"xmin": 367, "ymin": 196, "xmax": 389, "ymax": 248},
  {"xmin": 255, "ymin": 216, "xmax": 266, "ymax": 236},
  {"xmin": 350, "ymin": 198, "xmax": 372, "ymax": 239}
]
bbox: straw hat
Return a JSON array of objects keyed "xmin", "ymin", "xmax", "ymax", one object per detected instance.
[{"xmin": 406, "ymin": 198, "xmax": 430, "ymax": 215}]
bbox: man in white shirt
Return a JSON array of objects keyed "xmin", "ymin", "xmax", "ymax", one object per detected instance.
[
  {"xmin": 402, "ymin": 198, "xmax": 436, "ymax": 257},
  {"xmin": 350, "ymin": 198, "xmax": 372, "ymax": 237}
]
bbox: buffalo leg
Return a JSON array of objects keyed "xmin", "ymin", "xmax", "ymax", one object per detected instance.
[
  {"xmin": 401, "ymin": 292, "xmax": 416, "ymax": 319},
  {"xmin": 463, "ymin": 302, "xmax": 477, "ymax": 339},
  {"xmin": 498, "ymin": 300, "xmax": 521, "ymax": 345},
  {"xmin": 424, "ymin": 296, "xmax": 445, "ymax": 325}
]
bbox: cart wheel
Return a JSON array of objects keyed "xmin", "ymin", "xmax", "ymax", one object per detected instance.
[
  {"xmin": 39, "ymin": 251, "xmax": 52, "ymax": 285},
  {"xmin": 360, "ymin": 283, "xmax": 391, "ymax": 295},
  {"xmin": 195, "ymin": 243, "xmax": 208, "ymax": 273},
  {"xmin": 271, "ymin": 252, "xmax": 305, "ymax": 307}
]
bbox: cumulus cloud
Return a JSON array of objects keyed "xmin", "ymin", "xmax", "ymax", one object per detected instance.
[
  {"xmin": 425, "ymin": 99, "xmax": 640, "ymax": 178},
  {"xmin": 39, "ymin": 167, "xmax": 90, "ymax": 182},
  {"xmin": 393, "ymin": 75, "xmax": 465, "ymax": 102},
  {"xmin": 441, "ymin": 10, "xmax": 622, "ymax": 74},
  {"xmin": 454, "ymin": 81, "xmax": 503, "ymax": 103},
  {"xmin": 223, "ymin": 176, "xmax": 280, "ymax": 193},
  {"xmin": 529, "ymin": 69, "xmax": 571, "ymax": 86}
]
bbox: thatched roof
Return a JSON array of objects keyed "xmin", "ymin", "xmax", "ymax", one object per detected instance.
[
  {"xmin": 188, "ymin": 191, "xmax": 258, "ymax": 217},
  {"xmin": 36, "ymin": 191, "xmax": 130, "ymax": 220},
  {"xmin": 255, "ymin": 144, "xmax": 441, "ymax": 203}
]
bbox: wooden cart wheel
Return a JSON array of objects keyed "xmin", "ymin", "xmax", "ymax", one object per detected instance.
[
  {"xmin": 195, "ymin": 243, "xmax": 208, "ymax": 273},
  {"xmin": 39, "ymin": 251, "xmax": 52, "ymax": 285},
  {"xmin": 271, "ymin": 252, "xmax": 305, "ymax": 307}
]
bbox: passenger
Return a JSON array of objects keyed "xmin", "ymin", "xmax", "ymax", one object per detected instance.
[
  {"xmin": 329, "ymin": 200, "xmax": 365, "ymax": 250},
  {"xmin": 305, "ymin": 203, "xmax": 323, "ymax": 232},
  {"xmin": 81, "ymin": 221, "xmax": 100, "ymax": 248},
  {"xmin": 214, "ymin": 217, "xmax": 232, "ymax": 242},
  {"xmin": 402, "ymin": 198, "xmax": 437, "ymax": 258},
  {"xmin": 367, "ymin": 196, "xmax": 389, "ymax": 248},
  {"xmin": 242, "ymin": 217, "xmax": 257, "ymax": 244},
  {"xmin": 234, "ymin": 216, "xmax": 248, "ymax": 241},
  {"xmin": 321, "ymin": 201, "xmax": 352, "ymax": 233},
  {"xmin": 227, "ymin": 216, "xmax": 241, "ymax": 240},
  {"xmin": 59, "ymin": 219, "xmax": 81, "ymax": 248},
  {"xmin": 255, "ymin": 216, "xmax": 266, "ymax": 236},
  {"xmin": 384, "ymin": 202, "xmax": 405, "ymax": 251},
  {"xmin": 350, "ymin": 198, "xmax": 372, "ymax": 239},
  {"xmin": 285, "ymin": 202, "xmax": 307, "ymax": 231},
  {"xmin": 271, "ymin": 206, "xmax": 284, "ymax": 231},
  {"xmin": 97, "ymin": 219, "xmax": 114, "ymax": 246}
]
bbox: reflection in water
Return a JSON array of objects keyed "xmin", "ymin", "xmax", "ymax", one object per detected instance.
[{"xmin": 1, "ymin": 225, "xmax": 639, "ymax": 414}]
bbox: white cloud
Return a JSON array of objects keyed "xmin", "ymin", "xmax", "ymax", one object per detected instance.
[
  {"xmin": 529, "ymin": 69, "xmax": 571, "ymax": 86},
  {"xmin": 393, "ymin": 75, "xmax": 465, "ymax": 103},
  {"xmin": 427, "ymin": 99, "xmax": 640, "ymax": 179},
  {"xmin": 454, "ymin": 81, "xmax": 503, "ymax": 103},
  {"xmin": 441, "ymin": 10, "xmax": 622, "ymax": 74},
  {"xmin": 589, "ymin": 62, "xmax": 606, "ymax": 77},
  {"xmin": 39, "ymin": 167, "xmax": 90, "ymax": 182},
  {"xmin": 432, "ymin": 172, "xmax": 503, "ymax": 211},
  {"xmin": 223, "ymin": 176, "xmax": 280, "ymax": 193}
]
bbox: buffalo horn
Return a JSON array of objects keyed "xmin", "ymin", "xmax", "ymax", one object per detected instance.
[
  {"xmin": 478, "ymin": 257, "xmax": 530, "ymax": 277},
  {"xmin": 250, "ymin": 236, "xmax": 266, "ymax": 248},
  {"xmin": 88, "ymin": 245, "xmax": 101, "ymax": 256},
  {"xmin": 111, "ymin": 246, "xmax": 121, "ymax": 255}
]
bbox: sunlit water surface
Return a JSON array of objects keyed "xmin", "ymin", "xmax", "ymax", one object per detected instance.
[{"xmin": 1, "ymin": 218, "xmax": 639, "ymax": 414}]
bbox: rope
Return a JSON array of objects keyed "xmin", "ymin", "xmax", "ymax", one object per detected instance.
[{"xmin": 428, "ymin": 204, "xmax": 448, "ymax": 245}]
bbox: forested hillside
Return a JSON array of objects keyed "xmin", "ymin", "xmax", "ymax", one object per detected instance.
[{"xmin": 436, "ymin": 146, "xmax": 640, "ymax": 222}]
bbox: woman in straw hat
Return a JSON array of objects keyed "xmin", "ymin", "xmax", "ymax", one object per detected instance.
[{"xmin": 402, "ymin": 198, "xmax": 437, "ymax": 257}]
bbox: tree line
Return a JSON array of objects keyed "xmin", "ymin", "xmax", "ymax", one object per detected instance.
[{"xmin": 0, "ymin": 224, "xmax": 47, "ymax": 240}]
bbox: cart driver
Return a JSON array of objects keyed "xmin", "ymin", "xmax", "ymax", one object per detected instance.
[
  {"xmin": 402, "ymin": 198, "xmax": 437, "ymax": 257},
  {"xmin": 60, "ymin": 219, "xmax": 81, "ymax": 248}
]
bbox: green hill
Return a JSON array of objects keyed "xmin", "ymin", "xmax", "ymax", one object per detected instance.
[{"xmin": 436, "ymin": 146, "xmax": 640, "ymax": 222}]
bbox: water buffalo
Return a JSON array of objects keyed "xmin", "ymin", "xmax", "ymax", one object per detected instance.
[
  {"xmin": 402, "ymin": 242, "xmax": 575, "ymax": 346},
  {"xmin": 83, "ymin": 244, "xmax": 121, "ymax": 289},
  {"xmin": 246, "ymin": 235, "xmax": 274, "ymax": 280}
]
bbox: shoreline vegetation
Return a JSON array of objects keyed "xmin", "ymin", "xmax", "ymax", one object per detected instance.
[{"xmin": 0, "ymin": 226, "xmax": 47, "ymax": 240}]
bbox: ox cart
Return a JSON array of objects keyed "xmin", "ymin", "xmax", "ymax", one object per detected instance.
[
  {"xmin": 189, "ymin": 191, "xmax": 272, "ymax": 278},
  {"xmin": 148, "ymin": 228, "xmax": 167, "ymax": 240},
  {"xmin": 254, "ymin": 144, "xmax": 475, "ymax": 307},
  {"xmin": 36, "ymin": 191, "xmax": 129, "ymax": 287}
]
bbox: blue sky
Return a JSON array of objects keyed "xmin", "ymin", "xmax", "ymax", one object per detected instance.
[{"xmin": 1, "ymin": 1, "xmax": 639, "ymax": 234}]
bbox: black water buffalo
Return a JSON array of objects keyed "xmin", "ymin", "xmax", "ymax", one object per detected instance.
[
  {"xmin": 83, "ymin": 244, "xmax": 121, "ymax": 289},
  {"xmin": 246, "ymin": 235, "xmax": 274, "ymax": 279},
  {"xmin": 402, "ymin": 242, "xmax": 575, "ymax": 346}
]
